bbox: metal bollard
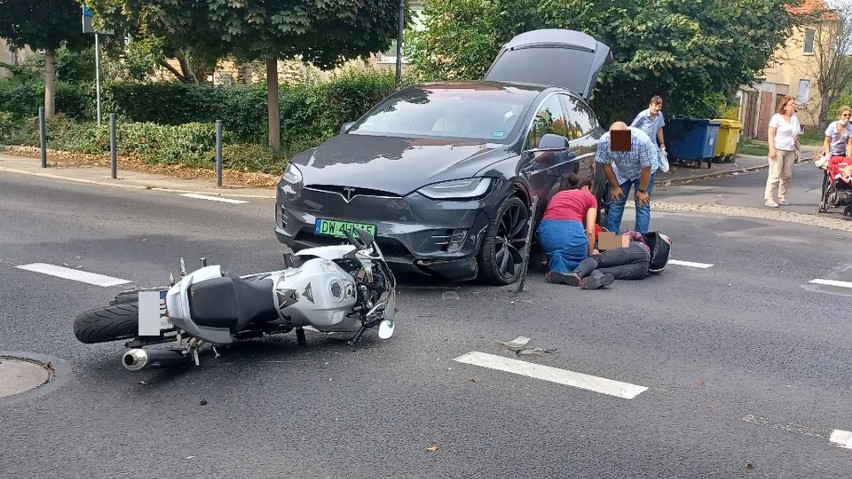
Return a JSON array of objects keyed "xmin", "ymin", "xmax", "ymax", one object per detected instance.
[
  {"xmin": 39, "ymin": 107, "xmax": 46, "ymax": 168},
  {"xmin": 216, "ymin": 120, "xmax": 223, "ymax": 187},
  {"xmin": 110, "ymin": 113, "xmax": 117, "ymax": 179}
]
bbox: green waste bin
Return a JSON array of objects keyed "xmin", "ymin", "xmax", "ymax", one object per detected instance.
[{"xmin": 713, "ymin": 118, "xmax": 742, "ymax": 163}]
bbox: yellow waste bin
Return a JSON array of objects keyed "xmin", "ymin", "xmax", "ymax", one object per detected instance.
[{"xmin": 712, "ymin": 118, "xmax": 742, "ymax": 163}]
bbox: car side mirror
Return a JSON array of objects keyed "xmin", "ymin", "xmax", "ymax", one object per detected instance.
[
  {"xmin": 535, "ymin": 133, "xmax": 570, "ymax": 150},
  {"xmin": 340, "ymin": 121, "xmax": 355, "ymax": 134}
]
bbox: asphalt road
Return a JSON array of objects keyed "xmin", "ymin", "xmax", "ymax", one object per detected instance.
[{"xmin": 1, "ymin": 170, "xmax": 851, "ymax": 478}]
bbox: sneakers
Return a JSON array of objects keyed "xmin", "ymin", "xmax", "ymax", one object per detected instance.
[
  {"xmin": 765, "ymin": 200, "xmax": 779, "ymax": 208},
  {"xmin": 580, "ymin": 271, "xmax": 615, "ymax": 290},
  {"xmin": 546, "ymin": 271, "xmax": 581, "ymax": 286},
  {"xmin": 778, "ymin": 199, "xmax": 790, "ymax": 206}
]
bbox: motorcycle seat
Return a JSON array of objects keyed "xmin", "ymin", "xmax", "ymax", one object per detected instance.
[{"xmin": 188, "ymin": 274, "xmax": 276, "ymax": 331}]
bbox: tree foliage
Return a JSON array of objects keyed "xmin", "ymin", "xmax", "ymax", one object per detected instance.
[
  {"xmin": 86, "ymin": 0, "xmax": 406, "ymax": 152},
  {"xmin": 800, "ymin": 1, "xmax": 852, "ymax": 130},
  {"xmin": 0, "ymin": 0, "xmax": 89, "ymax": 52},
  {"xmin": 408, "ymin": 0, "xmax": 803, "ymax": 124},
  {"xmin": 0, "ymin": 0, "xmax": 92, "ymax": 116}
]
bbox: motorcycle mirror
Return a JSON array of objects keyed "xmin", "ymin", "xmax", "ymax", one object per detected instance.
[
  {"xmin": 378, "ymin": 319, "xmax": 395, "ymax": 339},
  {"xmin": 354, "ymin": 227, "xmax": 374, "ymax": 246},
  {"xmin": 343, "ymin": 228, "xmax": 364, "ymax": 248}
]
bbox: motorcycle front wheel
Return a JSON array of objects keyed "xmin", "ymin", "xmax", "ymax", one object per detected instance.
[{"xmin": 73, "ymin": 301, "xmax": 139, "ymax": 344}]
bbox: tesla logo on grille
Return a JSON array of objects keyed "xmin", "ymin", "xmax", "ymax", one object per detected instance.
[{"xmin": 342, "ymin": 186, "xmax": 357, "ymax": 203}]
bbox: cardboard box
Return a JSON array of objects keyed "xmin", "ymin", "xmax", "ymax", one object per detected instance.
[{"xmin": 598, "ymin": 232, "xmax": 630, "ymax": 250}]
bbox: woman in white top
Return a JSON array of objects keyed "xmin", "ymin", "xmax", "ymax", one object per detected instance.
[{"xmin": 765, "ymin": 96, "xmax": 800, "ymax": 207}]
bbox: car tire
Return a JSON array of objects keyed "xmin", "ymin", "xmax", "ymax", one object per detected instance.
[{"xmin": 477, "ymin": 196, "xmax": 529, "ymax": 285}]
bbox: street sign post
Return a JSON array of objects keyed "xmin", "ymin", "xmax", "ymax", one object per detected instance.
[{"xmin": 82, "ymin": 4, "xmax": 112, "ymax": 126}]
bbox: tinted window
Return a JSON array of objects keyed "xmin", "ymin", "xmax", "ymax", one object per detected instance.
[
  {"xmin": 348, "ymin": 85, "xmax": 538, "ymax": 142},
  {"xmin": 525, "ymin": 95, "xmax": 569, "ymax": 149},
  {"xmin": 485, "ymin": 49, "xmax": 597, "ymax": 98},
  {"xmin": 563, "ymin": 96, "xmax": 597, "ymax": 139}
]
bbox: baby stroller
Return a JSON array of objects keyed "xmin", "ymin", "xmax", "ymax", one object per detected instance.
[{"xmin": 817, "ymin": 155, "xmax": 852, "ymax": 216}]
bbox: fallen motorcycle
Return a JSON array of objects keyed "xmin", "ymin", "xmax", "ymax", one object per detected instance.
[{"xmin": 73, "ymin": 228, "xmax": 397, "ymax": 371}]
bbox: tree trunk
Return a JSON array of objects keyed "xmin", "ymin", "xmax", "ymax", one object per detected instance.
[
  {"xmin": 818, "ymin": 92, "xmax": 832, "ymax": 133},
  {"xmin": 267, "ymin": 55, "xmax": 281, "ymax": 154},
  {"xmin": 158, "ymin": 59, "xmax": 189, "ymax": 84},
  {"xmin": 44, "ymin": 48, "xmax": 56, "ymax": 118},
  {"xmin": 177, "ymin": 53, "xmax": 198, "ymax": 84}
]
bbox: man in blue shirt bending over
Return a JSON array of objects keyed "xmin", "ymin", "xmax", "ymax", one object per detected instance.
[{"xmin": 595, "ymin": 121, "xmax": 657, "ymax": 234}]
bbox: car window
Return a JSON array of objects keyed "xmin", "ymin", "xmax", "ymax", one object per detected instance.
[
  {"xmin": 562, "ymin": 96, "xmax": 597, "ymax": 139},
  {"xmin": 348, "ymin": 86, "xmax": 536, "ymax": 142},
  {"xmin": 525, "ymin": 95, "xmax": 570, "ymax": 149}
]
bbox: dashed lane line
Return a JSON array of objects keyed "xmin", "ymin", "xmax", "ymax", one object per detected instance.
[
  {"xmin": 16, "ymin": 263, "xmax": 131, "ymax": 287},
  {"xmin": 830, "ymin": 430, "xmax": 852, "ymax": 449},
  {"xmin": 181, "ymin": 193, "xmax": 248, "ymax": 204},
  {"xmin": 668, "ymin": 259, "xmax": 714, "ymax": 268},
  {"xmin": 809, "ymin": 278, "xmax": 852, "ymax": 290},
  {"xmin": 453, "ymin": 351, "xmax": 648, "ymax": 399}
]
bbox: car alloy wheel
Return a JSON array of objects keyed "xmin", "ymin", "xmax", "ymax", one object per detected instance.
[{"xmin": 477, "ymin": 196, "xmax": 529, "ymax": 285}]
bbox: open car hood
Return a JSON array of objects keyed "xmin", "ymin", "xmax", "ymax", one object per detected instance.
[{"xmin": 484, "ymin": 29, "xmax": 612, "ymax": 101}]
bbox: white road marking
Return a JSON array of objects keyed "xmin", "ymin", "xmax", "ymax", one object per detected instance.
[
  {"xmin": 181, "ymin": 193, "xmax": 248, "ymax": 204},
  {"xmin": 453, "ymin": 351, "xmax": 648, "ymax": 399},
  {"xmin": 809, "ymin": 279, "xmax": 852, "ymax": 290},
  {"xmin": 668, "ymin": 259, "xmax": 714, "ymax": 268},
  {"xmin": 830, "ymin": 429, "xmax": 852, "ymax": 449},
  {"xmin": 16, "ymin": 263, "xmax": 130, "ymax": 287}
]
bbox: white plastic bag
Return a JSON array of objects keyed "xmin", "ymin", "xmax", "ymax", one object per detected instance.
[
  {"xmin": 814, "ymin": 154, "xmax": 828, "ymax": 170},
  {"xmin": 658, "ymin": 148, "xmax": 670, "ymax": 173}
]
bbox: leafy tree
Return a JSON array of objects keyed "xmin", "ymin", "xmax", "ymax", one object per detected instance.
[
  {"xmin": 409, "ymin": 0, "xmax": 802, "ymax": 124},
  {"xmin": 800, "ymin": 1, "xmax": 852, "ymax": 131},
  {"xmin": 0, "ymin": 0, "xmax": 90, "ymax": 117},
  {"xmin": 86, "ymin": 0, "xmax": 406, "ymax": 154}
]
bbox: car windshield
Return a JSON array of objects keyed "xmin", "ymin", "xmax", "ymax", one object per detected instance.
[{"xmin": 348, "ymin": 84, "xmax": 538, "ymax": 142}]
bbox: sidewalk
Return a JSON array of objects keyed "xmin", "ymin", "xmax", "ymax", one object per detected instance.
[
  {"xmin": 654, "ymin": 145, "xmax": 819, "ymax": 186},
  {"xmin": 0, "ymin": 145, "xmax": 821, "ymax": 197},
  {"xmin": 0, "ymin": 149, "xmax": 277, "ymax": 199}
]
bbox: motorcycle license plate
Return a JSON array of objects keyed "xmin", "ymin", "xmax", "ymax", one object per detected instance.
[
  {"xmin": 138, "ymin": 290, "xmax": 171, "ymax": 336},
  {"xmin": 314, "ymin": 218, "xmax": 377, "ymax": 238}
]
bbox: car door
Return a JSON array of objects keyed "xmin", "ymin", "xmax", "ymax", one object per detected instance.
[
  {"xmin": 521, "ymin": 93, "xmax": 577, "ymax": 222},
  {"xmin": 560, "ymin": 93, "xmax": 602, "ymax": 181}
]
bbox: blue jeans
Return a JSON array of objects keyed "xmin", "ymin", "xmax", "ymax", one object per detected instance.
[
  {"xmin": 536, "ymin": 219, "xmax": 588, "ymax": 273},
  {"xmin": 606, "ymin": 171, "xmax": 655, "ymax": 234}
]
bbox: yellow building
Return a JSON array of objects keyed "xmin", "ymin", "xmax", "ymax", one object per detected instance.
[
  {"xmin": 0, "ymin": 38, "xmax": 33, "ymax": 79},
  {"xmin": 739, "ymin": 0, "xmax": 839, "ymax": 139}
]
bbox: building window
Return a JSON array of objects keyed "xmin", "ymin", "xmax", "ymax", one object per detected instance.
[
  {"xmin": 798, "ymin": 79, "xmax": 811, "ymax": 104},
  {"xmin": 804, "ymin": 29, "xmax": 815, "ymax": 55}
]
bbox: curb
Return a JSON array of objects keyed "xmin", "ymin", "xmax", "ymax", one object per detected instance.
[{"xmin": 0, "ymin": 164, "xmax": 277, "ymax": 199}]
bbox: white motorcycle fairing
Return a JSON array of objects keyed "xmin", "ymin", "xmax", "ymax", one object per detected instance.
[
  {"xmin": 165, "ymin": 265, "xmax": 235, "ymax": 344},
  {"xmin": 272, "ymin": 257, "xmax": 358, "ymax": 331}
]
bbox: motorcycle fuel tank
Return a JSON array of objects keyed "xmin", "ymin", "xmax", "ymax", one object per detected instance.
[{"xmin": 272, "ymin": 258, "xmax": 357, "ymax": 329}]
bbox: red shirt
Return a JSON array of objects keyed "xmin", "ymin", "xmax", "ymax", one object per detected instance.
[{"xmin": 542, "ymin": 189, "xmax": 597, "ymax": 223}]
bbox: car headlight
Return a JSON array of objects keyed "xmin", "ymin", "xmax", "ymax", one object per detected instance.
[
  {"xmin": 282, "ymin": 163, "xmax": 303, "ymax": 184},
  {"xmin": 416, "ymin": 178, "xmax": 492, "ymax": 200}
]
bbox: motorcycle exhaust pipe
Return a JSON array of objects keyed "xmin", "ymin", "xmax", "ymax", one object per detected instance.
[{"xmin": 122, "ymin": 349, "xmax": 192, "ymax": 371}]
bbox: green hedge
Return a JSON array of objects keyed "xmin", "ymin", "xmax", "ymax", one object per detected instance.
[
  {"xmin": 0, "ymin": 68, "xmax": 410, "ymax": 173},
  {"xmin": 0, "ymin": 81, "xmax": 95, "ymax": 120},
  {"xmin": 2, "ymin": 69, "xmax": 405, "ymax": 144}
]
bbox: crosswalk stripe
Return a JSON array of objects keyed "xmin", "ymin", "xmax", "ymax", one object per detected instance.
[
  {"xmin": 830, "ymin": 429, "xmax": 852, "ymax": 449},
  {"xmin": 181, "ymin": 193, "xmax": 248, "ymax": 204},
  {"xmin": 810, "ymin": 279, "xmax": 852, "ymax": 289},
  {"xmin": 453, "ymin": 351, "xmax": 648, "ymax": 399},
  {"xmin": 16, "ymin": 263, "xmax": 131, "ymax": 287},
  {"xmin": 669, "ymin": 259, "xmax": 714, "ymax": 268}
]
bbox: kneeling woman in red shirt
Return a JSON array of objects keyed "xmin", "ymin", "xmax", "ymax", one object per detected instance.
[{"xmin": 536, "ymin": 173, "xmax": 598, "ymax": 282}]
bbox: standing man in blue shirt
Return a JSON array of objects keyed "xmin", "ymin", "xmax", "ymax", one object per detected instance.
[
  {"xmin": 631, "ymin": 96, "xmax": 666, "ymax": 157},
  {"xmin": 595, "ymin": 121, "xmax": 657, "ymax": 234}
]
